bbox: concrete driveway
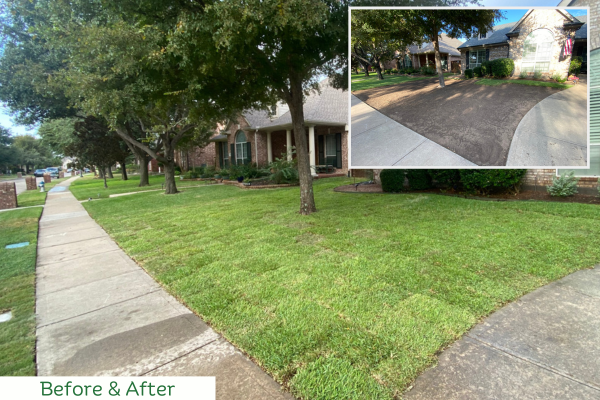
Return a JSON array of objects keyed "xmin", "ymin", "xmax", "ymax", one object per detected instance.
[
  {"xmin": 352, "ymin": 78, "xmax": 585, "ymax": 167},
  {"xmin": 507, "ymin": 79, "xmax": 588, "ymax": 166}
]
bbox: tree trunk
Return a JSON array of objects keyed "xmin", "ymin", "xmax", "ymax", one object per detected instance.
[
  {"xmin": 102, "ymin": 167, "xmax": 108, "ymax": 188},
  {"xmin": 121, "ymin": 157, "xmax": 128, "ymax": 180},
  {"xmin": 374, "ymin": 59, "xmax": 384, "ymax": 80},
  {"xmin": 98, "ymin": 168, "xmax": 104, "ymax": 178},
  {"xmin": 129, "ymin": 146, "xmax": 149, "ymax": 187},
  {"xmin": 107, "ymin": 165, "xmax": 114, "ymax": 179},
  {"xmin": 287, "ymin": 78, "xmax": 316, "ymax": 215},
  {"xmin": 163, "ymin": 141, "xmax": 178, "ymax": 194},
  {"xmin": 432, "ymin": 29, "xmax": 445, "ymax": 88}
]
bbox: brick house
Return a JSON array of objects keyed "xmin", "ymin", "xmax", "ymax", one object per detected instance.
[
  {"xmin": 178, "ymin": 78, "xmax": 349, "ymax": 175},
  {"xmin": 383, "ymin": 34, "xmax": 463, "ymax": 72},
  {"xmin": 458, "ymin": 9, "xmax": 586, "ymax": 78}
]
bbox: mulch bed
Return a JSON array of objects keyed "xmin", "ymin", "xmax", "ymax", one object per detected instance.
[
  {"xmin": 352, "ymin": 79, "xmax": 563, "ymax": 166},
  {"xmin": 334, "ymin": 183, "xmax": 600, "ymax": 205}
]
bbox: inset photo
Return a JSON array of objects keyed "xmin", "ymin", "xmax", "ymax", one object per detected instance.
[{"xmin": 350, "ymin": 7, "xmax": 589, "ymax": 167}]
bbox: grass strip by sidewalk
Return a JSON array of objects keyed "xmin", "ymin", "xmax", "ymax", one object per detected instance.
[
  {"xmin": 0, "ymin": 208, "xmax": 42, "ymax": 375},
  {"xmin": 69, "ymin": 174, "xmax": 216, "ymax": 200},
  {"xmin": 17, "ymin": 177, "xmax": 69, "ymax": 208},
  {"xmin": 82, "ymin": 177, "xmax": 600, "ymax": 399},
  {"xmin": 475, "ymin": 78, "xmax": 572, "ymax": 89},
  {"xmin": 351, "ymin": 72, "xmax": 456, "ymax": 91}
]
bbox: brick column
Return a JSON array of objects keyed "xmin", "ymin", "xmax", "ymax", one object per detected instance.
[
  {"xmin": 17, "ymin": 172, "xmax": 22, "ymax": 178},
  {"xmin": 43, "ymin": 173, "xmax": 51, "ymax": 183},
  {"xmin": 0, "ymin": 182, "xmax": 18, "ymax": 210},
  {"xmin": 26, "ymin": 176, "xmax": 36, "ymax": 190},
  {"xmin": 59, "ymin": 171, "xmax": 64, "ymax": 178}
]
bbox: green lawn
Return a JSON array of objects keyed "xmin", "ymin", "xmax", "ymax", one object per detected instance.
[
  {"xmin": 351, "ymin": 72, "xmax": 456, "ymax": 91},
  {"xmin": 81, "ymin": 178, "xmax": 600, "ymax": 399},
  {"xmin": 0, "ymin": 208, "xmax": 42, "ymax": 375},
  {"xmin": 475, "ymin": 78, "xmax": 573, "ymax": 89},
  {"xmin": 17, "ymin": 177, "xmax": 69, "ymax": 207},
  {"xmin": 70, "ymin": 174, "xmax": 210, "ymax": 200}
]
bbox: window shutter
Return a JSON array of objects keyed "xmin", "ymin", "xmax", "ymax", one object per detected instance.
[
  {"xmin": 230, "ymin": 143, "xmax": 236, "ymax": 165},
  {"xmin": 335, "ymin": 133, "xmax": 342, "ymax": 169},
  {"xmin": 218, "ymin": 143, "xmax": 224, "ymax": 169},
  {"xmin": 486, "ymin": 49, "xmax": 490, "ymax": 61},
  {"xmin": 318, "ymin": 135, "xmax": 325, "ymax": 165},
  {"xmin": 245, "ymin": 142, "xmax": 252, "ymax": 165},
  {"xmin": 465, "ymin": 51, "xmax": 469, "ymax": 68}
]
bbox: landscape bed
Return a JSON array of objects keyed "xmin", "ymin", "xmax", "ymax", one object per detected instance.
[{"xmin": 80, "ymin": 177, "xmax": 600, "ymax": 399}]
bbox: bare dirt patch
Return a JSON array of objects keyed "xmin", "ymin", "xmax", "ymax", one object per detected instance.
[{"xmin": 353, "ymin": 79, "xmax": 563, "ymax": 166}]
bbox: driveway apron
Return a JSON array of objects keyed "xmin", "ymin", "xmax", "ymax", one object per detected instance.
[
  {"xmin": 36, "ymin": 177, "xmax": 291, "ymax": 400},
  {"xmin": 353, "ymin": 79, "xmax": 563, "ymax": 166}
]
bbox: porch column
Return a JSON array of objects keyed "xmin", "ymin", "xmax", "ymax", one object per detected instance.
[
  {"xmin": 308, "ymin": 125, "xmax": 316, "ymax": 175},
  {"xmin": 267, "ymin": 131, "xmax": 273, "ymax": 163},
  {"xmin": 286, "ymin": 129, "xmax": 292, "ymax": 161},
  {"xmin": 447, "ymin": 53, "xmax": 451, "ymax": 71}
]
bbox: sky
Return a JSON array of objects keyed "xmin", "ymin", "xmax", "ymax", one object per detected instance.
[{"xmin": 483, "ymin": 0, "xmax": 563, "ymax": 5}]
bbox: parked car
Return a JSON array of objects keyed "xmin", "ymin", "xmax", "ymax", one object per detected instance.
[
  {"xmin": 34, "ymin": 169, "xmax": 46, "ymax": 177},
  {"xmin": 46, "ymin": 167, "xmax": 59, "ymax": 178},
  {"xmin": 84, "ymin": 168, "xmax": 91, "ymax": 173}
]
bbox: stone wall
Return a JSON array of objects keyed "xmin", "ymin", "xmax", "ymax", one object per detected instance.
[
  {"xmin": 176, "ymin": 142, "xmax": 217, "ymax": 170},
  {"xmin": 0, "ymin": 182, "xmax": 17, "ymax": 210},
  {"xmin": 26, "ymin": 176, "xmax": 36, "ymax": 190},
  {"xmin": 489, "ymin": 45, "xmax": 509, "ymax": 61},
  {"xmin": 509, "ymin": 10, "xmax": 578, "ymax": 78},
  {"xmin": 522, "ymin": 169, "xmax": 599, "ymax": 195}
]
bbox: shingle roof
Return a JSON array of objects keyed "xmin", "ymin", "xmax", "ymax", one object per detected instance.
[
  {"xmin": 574, "ymin": 14, "xmax": 587, "ymax": 40},
  {"xmin": 257, "ymin": 79, "xmax": 348, "ymax": 130},
  {"xmin": 458, "ymin": 22, "xmax": 516, "ymax": 49},
  {"xmin": 458, "ymin": 11, "xmax": 587, "ymax": 50},
  {"xmin": 409, "ymin": 34, "xmax": 463, "ymax": 56},
  {"xmin": 242, "ymin": 109, "xmax": 272, "ymax": 129}
]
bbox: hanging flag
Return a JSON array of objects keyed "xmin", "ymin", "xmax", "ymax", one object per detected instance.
[{"xmin": 564, "ymin": 37, "xmax": 573, "ymax": 56}]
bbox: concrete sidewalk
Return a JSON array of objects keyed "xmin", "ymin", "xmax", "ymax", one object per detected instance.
[
  {"xmin": 36, "ymin": 177, "xmax": 291, "ymax": 400},
  {"xmin": 507, "ymin": 81, "xmax": 588, "ymax": 166},
  {"xmin": 350, "ymin": 95, "xmax": 477, "ymax": 167},
  {"xmin": 404, "ymin": 264, "xmax": 600, "ymax": 399}
]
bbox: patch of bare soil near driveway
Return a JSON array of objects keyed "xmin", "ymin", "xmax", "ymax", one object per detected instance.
[{"xmin": 353, "ymin": 79, "xmax": 563, "ymax": 166}]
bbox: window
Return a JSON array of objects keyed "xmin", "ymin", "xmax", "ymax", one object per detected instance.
[
  {"xmin": 479, "ymin": 32, "xmax": 487, "ymax": 40},
  {"xmin": 469, "ymin": 49, "xmax": 486, "ymax": 68},
  {"xmin": 219, "ymin": 142, "xmax": 229, "ymax": 168},
  {"xmin": 559, "ymin": 49, "xmax": 600, "ymax": 177},
  {"xmin": 325, "ymin": 134, "xmax": 337, "ymax": 166},
  {"xmin": 235, "ymin": 131, "xmax": 249, "ymax": 165},
  {"xmin": 521, "ymin": 29, "xmax": 554, "ymax": 73}
]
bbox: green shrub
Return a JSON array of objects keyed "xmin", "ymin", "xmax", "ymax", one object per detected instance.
[
  {"xmin": 420, "ymin": 66, "xmax": 436, "ymax": 76},
  {"xmin": 391, "ymin": 68, "xmax": 398, "ymax": 74},
  {"xmin": 533, "ymin": 70, "xmax": 542, "ymax": 80},
  {"xmin": 428, "ymin": 170, "xmax": 461, "ymax": 188},
  {"xmin": 473, "ymin": 66, "xmax": 482, "ymax": 77},
  {"xmin": 174, "ymin": 166, "xmax": 182, "ymax": 175},
  {"xmin": 459, "ymin": 170, "xmax": 526, "ymax": 194},
  {"xmin": 464, "ymin": 69, "xmax": 474, "ymax": 79},
  {"xmin": 481, "ymin": 61, "xmax": 493, "ymax": 76},
  {"xmin": 491, "ymin": 58, "xmax": 514, "ymax": 78},
  {"xmin": 570, "ymin": 56, "xmax": 583, "ymax": 76},
  {"xmin": 547, "ymin": 171, "xmax": 579, "ymax": 197},
  {"xmin": 380, "ymin": 169, "xmax": 406, "ymax": 192},
  {"xmin": 551, "ymin": 73, "xmax": 567, "ymax": 83},
  {"xmin": 268, "ymin": 151, "xmax": 299, "ymax": 184},
  {"xmin": 406, "ymin": 170, "xmax": 432, "ymax": 190},
  {"xmin": 519, "ymin": 71, "xmax": 528, "ymax": 79}
]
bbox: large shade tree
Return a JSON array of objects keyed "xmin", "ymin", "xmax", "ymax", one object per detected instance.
[
  {"xmin": 171, "ymin": 0, "xmax": 348, "ymax": 214},
  {"xmin": 394, "ymin": 9, "xmax": 503, "ymax": 87}
]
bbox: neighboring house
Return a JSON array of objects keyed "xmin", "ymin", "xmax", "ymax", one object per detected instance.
[
  {"xmin": 177, "ymin": 78, "xmax": 349, "ymax": 175},
  {"xmin": 458, "ymin": 9, "xmax": 586, "ymax": 78},
  {"xmin": 61, "ymin": 157, "xmax": 73, "ymax": 170},
  {"xmin": 383, "ymin": 34, "xmax": 463, "ymax": 71}
]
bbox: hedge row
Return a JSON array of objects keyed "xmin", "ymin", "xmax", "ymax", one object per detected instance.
[
  {"xmin": 380, "ymin": 169, "xmax": 527, "ymax": 194},
  {"xmin": 466, "ymin": 58, "xmax": 515, "ymax": 79}
]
